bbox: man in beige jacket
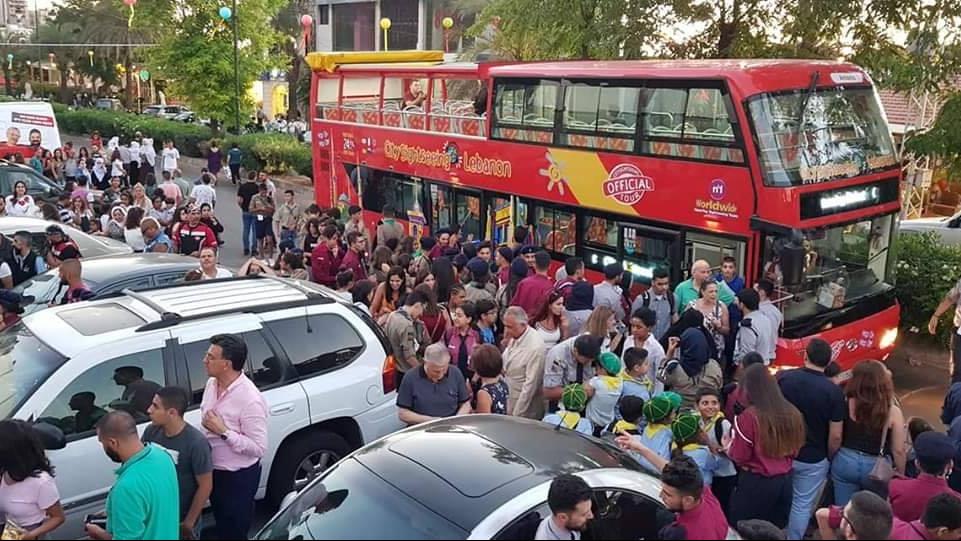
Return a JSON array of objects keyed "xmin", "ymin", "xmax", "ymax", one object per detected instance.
[{"xmin": 502, "ymin": 306, "xmax": 546, "ymax": 419}]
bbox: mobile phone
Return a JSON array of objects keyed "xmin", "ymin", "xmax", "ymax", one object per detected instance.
[{"xmin": 84, "ymin": 514, "xmax": 107, "ymax": 529}]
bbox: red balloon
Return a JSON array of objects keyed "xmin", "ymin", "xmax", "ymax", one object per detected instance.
[
  {"xmin": 300, "ymin": 14, "xmax": 313, "ymax": 27},
  {"xmin": 123, "ymin": 0, "xmax": 136, "ymax": 6}
]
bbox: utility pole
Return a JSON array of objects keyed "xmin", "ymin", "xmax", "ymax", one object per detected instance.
[{"xmin": 233, "ymin": 0, "xmax": 240, "ymax": 133}]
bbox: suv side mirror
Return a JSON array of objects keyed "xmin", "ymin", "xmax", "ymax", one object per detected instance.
[
  {"xmin": 33, "ymin": 422, "xmax": 67, "ymax": 450},
  {"xmin": 949, "ymin": 217, "xmax": 961, "ymax": 229}
]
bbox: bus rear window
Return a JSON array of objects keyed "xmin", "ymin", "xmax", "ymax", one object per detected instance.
[{"xmin": 748, "ymin": 86, "xmax": 898, "ymax": 186}]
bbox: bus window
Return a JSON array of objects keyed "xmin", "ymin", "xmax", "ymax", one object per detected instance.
[
  {"xmin": 622, "ymin": 225, "xmax": 675, "ymax": 285},
  {"xmin": 493, "ymin": 79, "xmax": 559, "ymax": 142},
  {"xmin": 362, "ymin": 170, "xmax": 422, "ymax": 221},
  {"xmin": 583, "ymin": 215, "xmax": 618, "ymax": 248},
  {"xmin": 641, "ymin": 85, "xmax": 742, "ymax": 163},
  {"xmin": 535, "ymin": 206, "xmax": 576, "ymax": 256},
  {"xmin": 456, "ymin": 192, "xmax": 482, "ymax": 241},
  {"xmin": 562, "ymin": 81, "xmax": 639, "ymax": 151},
  {"xmin": 685, "ymin": 232, "xmax": 746, "ymax": 278},
  {"xmin": 429, "ymin": 184, "xmax": 453, "ymax": 230},
  {"xmin": 642, "ymin": 87, "xmax": 687, "ymax": 137}
]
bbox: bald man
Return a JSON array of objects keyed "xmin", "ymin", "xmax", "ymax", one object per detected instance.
[
  {"xmin": 57, "ymin": 258, "xmax": 95, "ymax": 305},
  {"xmin": 86, "ymin": 411, "xmax": 179, "ymax": 541},
  {"xmin": 674, "ymin": 259, "xmax": 736, "ymax": 309}
]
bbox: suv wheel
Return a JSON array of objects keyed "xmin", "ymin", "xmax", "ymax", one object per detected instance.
[{"xmin": 266, "ymin": 431, "xmax": 351, "ymax": 509}]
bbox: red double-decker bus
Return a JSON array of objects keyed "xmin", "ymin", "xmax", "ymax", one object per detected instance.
[{"xmin": 307, "ymin": 51, "xmax": 901, "ymax": 371}]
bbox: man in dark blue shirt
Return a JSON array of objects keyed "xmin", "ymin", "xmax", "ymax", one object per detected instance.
[{"xmin": 778, "ymin": 338, "xmax": 846, "ymax": 540}]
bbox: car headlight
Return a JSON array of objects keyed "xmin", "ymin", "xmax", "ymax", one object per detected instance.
[{"xmin": 879, "ymin": 328, "xmax": 898, "ymax": 350}]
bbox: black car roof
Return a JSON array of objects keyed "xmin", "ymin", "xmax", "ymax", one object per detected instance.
[{"xmin": 352, "ymin": 415, "xmax": 642, "ymax": 531}]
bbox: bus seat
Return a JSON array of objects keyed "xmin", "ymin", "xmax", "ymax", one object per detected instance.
[
  {"xmin": 362, "ymin": 111, "xmax": 380, "ymax": 125},
  {"xmin": 382, "ymin": 101, "xmax": 401, "ymax": 111},
  {"xmin": 340, "ymin": 109, "xmax": 357, "ymax": 123},
  {"xmin": 431, "ymin": 116, "xmax": 452, "ymax": 133},
  {"xmin": 461, "ymin": 118, "xmax": 481, "ymax": 136},
  {"xmin": 677, "ymin": 143, "xmax": 700, "ymax": 159},
  {"xmin": 702, "ymin": 146, "xmax": 724, "ymax": 160},
  {"xmin": 532, "ymin": 130, "xmax": 553, "ymax": 143},
  {"xmin": 608, "ymin": 138, "xmax": 630, "ymax": 151}
]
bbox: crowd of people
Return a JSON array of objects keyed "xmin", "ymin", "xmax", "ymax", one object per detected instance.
[{"xmin": 3, "ymin": 134, "xmax": 961, "ymax": 540}]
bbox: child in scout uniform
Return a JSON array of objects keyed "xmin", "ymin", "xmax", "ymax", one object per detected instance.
[
  {"xmin": 542, "ymin": 384, "xmax": 594, "ymax": 435},
  {"xmin": 697, "ymin": 387, "xmax": 737, "ymax": 514},
  {"xmin": 672, "ymin": 412, "xmax": 719, "ymax": 486},
  {"xmin": 604, "ymin": 395, "xmax": 644, "ymax": 437},
  {"xmin": 620, "ymin": 347, "xmax": 654, "ymax": 403},
  {"xmin": 631, "ymin": 394, "xmax": 676, "ymax": 474},
  {"xmin": 585, "ymin": 352, "xmax": 624, "ymax": 436}
]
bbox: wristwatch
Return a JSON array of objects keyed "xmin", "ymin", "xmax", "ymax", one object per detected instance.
[{"xmin": 219, "ymin": 430, "xmax": 229, "ymax": 441}]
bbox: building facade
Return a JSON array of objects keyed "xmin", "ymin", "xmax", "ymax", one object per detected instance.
[{"xmin": 313, "ymin": 0, "xmax": 477, "ymax": 53}]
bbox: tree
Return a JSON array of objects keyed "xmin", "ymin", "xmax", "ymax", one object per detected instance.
[
  {"xmin": 273, "ymin": 0, "xmax": 309, "ymax": 121},
  {"xmin": 468, "ymin": 0, "xmax": 673, "ymax": 60},
  {"xmin": 151, "ymin": 0, "xmax": 286, "ymax": 131}
]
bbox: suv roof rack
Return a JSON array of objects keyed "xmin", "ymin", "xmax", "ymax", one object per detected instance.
[{"xmin": 125, "ymin": 275, "xmax": 334, "ymax": 332}]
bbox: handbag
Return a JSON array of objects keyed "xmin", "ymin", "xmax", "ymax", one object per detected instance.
[{"xmin": 867, "ymin": 417, "xmax": 894, "ymax": 485}]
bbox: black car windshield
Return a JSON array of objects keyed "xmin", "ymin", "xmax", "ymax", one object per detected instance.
[
  {"xmin": 749, "ymin": 86, "xmax": 898, "ymax": 186},
  {"xmin": 762, "ymin": 213, "xmax": 896, "ymax": 332},
  {"xmin": 256, "ymin": 458, "xmax": 467, "ymax": 540},
  {"xmin": 0, "ymin": 323, "xmax": 68, "ymax": 419}
]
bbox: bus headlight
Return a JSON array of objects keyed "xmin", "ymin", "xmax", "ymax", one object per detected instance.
[{"xmin": 879, "ymin": 328, "xmax": 898, "ymax": 350}]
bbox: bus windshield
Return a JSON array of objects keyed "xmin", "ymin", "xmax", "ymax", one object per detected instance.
[
  {"xmin": 749, "ymin": 86, "xmax": 898, "ymax": 186},
  {"xmin": 762, "ymin": 213, "xmax": 896, "ymax": 333}
]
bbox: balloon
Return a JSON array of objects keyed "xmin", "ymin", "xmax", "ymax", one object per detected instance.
[
  {"xmin": 218, "ymin": 6, "xmax": 232, "ymax": 20},
  {"xmin": 300, "ymin": 14, "xmax": 313, "ymax": 27},
  {"xmin": 379, "ymin": 17, "xmax": 391, "ymax": 30},
  {"xmin": 5, "ymin": 53, "xmax": 12, "ymax": 61},
  {"xmin": 123, "ymin": 0, "xmax": 136, "ymax": 6},
  {"xmin": 139, "ymin": 69, "xmax": 150, "ymax": 81},
  {"xmin": 442, "ymin": 17, "xmax": 454, "ymax": 29}
]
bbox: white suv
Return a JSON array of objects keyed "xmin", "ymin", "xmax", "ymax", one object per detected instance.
[{"xmin": 0, "ymin": 276, "xmax": 405, "ymax": 539}]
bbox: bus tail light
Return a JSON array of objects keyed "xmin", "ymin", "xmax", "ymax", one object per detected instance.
[{"xmin": 382, "ymin": 355, "xmax": 397, "ymax": 394}]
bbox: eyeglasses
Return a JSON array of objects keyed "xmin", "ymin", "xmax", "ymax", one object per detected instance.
[{"xmin": 842, "ymin": 513, "xmax": 856, "ymax": 537}]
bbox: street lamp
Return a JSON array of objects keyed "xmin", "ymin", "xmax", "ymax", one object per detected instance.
[{"xmin": 219, "ymin": 4, "xmax": 240, "ymax": 133}]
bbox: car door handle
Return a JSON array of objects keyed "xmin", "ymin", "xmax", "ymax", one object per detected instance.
[{"xmin": 270, "ymin": 404, "xmax": 295, "ymax": 416}]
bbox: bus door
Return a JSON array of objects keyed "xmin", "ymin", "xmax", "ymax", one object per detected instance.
[
  {"xmin": 426, "ymin": 183, "xmax": 485, "ymax": 242},
  {"xmin": 682, "ymin": 231, "xmax": 747, "ymax": 281},
  {"xmin": 484, "ymin": 194, "xmax": 513, "ymax": 245}
]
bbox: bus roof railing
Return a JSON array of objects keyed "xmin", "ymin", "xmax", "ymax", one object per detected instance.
[{"xmin": 306, "ymin": 50, "xmax": 446, "ymax": 73}]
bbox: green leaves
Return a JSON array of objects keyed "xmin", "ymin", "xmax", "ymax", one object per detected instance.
[
  {"xmin": 149, "ymin": 0, "xmax": 288, "ymax": 128},
  {"xmin": 894, "ymin": 232, "xmax": 961, "ymax": 346}
]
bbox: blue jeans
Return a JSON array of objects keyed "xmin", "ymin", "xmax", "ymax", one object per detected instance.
[
  {"xmin": 280, "ymin": 228, "xmax": 297, "ymax": 248},
  {"xmin": 242, "ymin": 212, "xmax": 257, "ymax": 252},
  {"xmin": 832, "ymin": 447, "xmax": 883, "ymax": 506},
  {"xmin": 787, "ymin": 459, "xmax": 829, "ymax": 540}
]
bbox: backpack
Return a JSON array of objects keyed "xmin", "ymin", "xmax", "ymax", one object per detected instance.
[{"xmin": 640, "ymin": 289, "xmax": 676, "ymax": 313}]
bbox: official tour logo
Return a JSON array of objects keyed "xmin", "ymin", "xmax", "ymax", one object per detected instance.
[{"xmin": 603, "ymin": 164, "xmax": 654, "ymax": 206}]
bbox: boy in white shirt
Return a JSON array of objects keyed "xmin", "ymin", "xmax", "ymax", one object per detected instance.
[{"xmin": 190, "ymin": 173, "xmax": 217, "ymax": 208}]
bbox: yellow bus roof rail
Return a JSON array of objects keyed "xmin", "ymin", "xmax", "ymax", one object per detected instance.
[{"xmin": 306, "ymin": 50, "xmax": 446, "ymax": 73}]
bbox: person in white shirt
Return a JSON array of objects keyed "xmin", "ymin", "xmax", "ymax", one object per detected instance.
[
  {"xmin": 161, "ymin": 140, "xmax": 180, "ymax": 173},
  {"xmin": 534, "ymin": 475, "xmax": 594, "ymax": 540},
  {"xmin": 256, "ymin": 171, "xmax": 276, "ymax": 199},
  {"xmin": 5, "ymin": 181, "xmax": 36, "ymax": 217},
  {"xmin": 198, "ymin": 247, "xmax": 233, "ymax": 280},
  {"xmin": 190, "ymin": 173, "xmax": 217, "ymax": 208}
]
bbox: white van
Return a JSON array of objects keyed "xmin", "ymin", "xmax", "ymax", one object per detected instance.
[{"xmin": 0, "ymin": 101, "xmax": 63, "ymax": 160}]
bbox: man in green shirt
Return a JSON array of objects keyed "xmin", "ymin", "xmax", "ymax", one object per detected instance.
[
  {"xmin": 674, "ymin": 259, "xmax": 736, "ymax": 309},
  {"xmin": 86, "ymin": 411, "xmax": 180, "ymax": 541}
]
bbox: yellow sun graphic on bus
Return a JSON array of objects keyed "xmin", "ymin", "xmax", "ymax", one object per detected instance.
[{"xmin": 539, "ymin": 152, "xmax": 568, "ymax": 196}]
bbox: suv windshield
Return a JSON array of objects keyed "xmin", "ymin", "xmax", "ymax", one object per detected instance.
[
  {"xmin": 749, "ymin": 86, "xmax": 898, "ymax": 186},
  {"xmin": 256, "ymin": 458, "xmax": 466, "ymax": 540},
  {"xmin": 762, "ymin": 213, "xmax": 896, "ymax": 334},
  {"xmin": 0, "ymin": 323, "xmax": 68, "ymax": 419}
]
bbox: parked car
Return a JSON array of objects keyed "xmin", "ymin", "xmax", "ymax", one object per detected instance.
[
  {"xmin": 14, "ymin": 253, "xmax": 229, "ymax": 314},
  {"xmin": 0, "ymin": 216, "xmax": 132, "ymax": 260},
  {"xmin": 95, "ymin": 98, "xmax": 124, "ymax": 112},
  {"xmin": 1, "ymin": 275, "xmax": 404, "ymax": 539},
  {"xmin": 0, "ymin": 161, "xmax": 64, "ymax": 201},
  {"xmin": 256, "ymin": 415, "xmax": 741, "ymax": 540},
  {"xmin": 900, "ymin": 212, "xmax": 961, "ymax": 246},
  {"xmin": 144, "ymin": 104, "xmax": 191, "ymax": 119}
]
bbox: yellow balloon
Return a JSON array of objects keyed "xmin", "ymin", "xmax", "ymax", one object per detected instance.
[
  {"xmin": 379, "ymin": 17, "xmax": 391, "ymax": 30},
  {"xmin": 442, "ymin": 17, "xmax": 454, "ymax": 29}
]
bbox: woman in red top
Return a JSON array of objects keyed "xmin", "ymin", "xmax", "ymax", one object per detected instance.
[
  {"xmin": 728, "ymin": 363, "xmax": 806, "ymax": 529},
  {"xmin": 415, "ymin": 283, "xmax": 449, "ymax": 346}
]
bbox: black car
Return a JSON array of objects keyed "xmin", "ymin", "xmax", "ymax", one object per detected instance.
[{"xmin": 255, "ymin": 415, "xmax": 736, "ymax": 540}]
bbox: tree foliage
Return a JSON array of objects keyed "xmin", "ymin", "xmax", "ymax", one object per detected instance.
[
  {"xmin": 150, "ymin": 0, "xmax": 287, "ymax": 130},
  {"xmin": 906, "ymin": 91, "xmax": 961, "ymax": 174}
]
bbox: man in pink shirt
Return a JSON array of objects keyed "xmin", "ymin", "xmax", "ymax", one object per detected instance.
[
  {"xmin": 890, "ymin": 432, "xmax": 961, "ymax": 523},
  {"xmin": 891, "ymin": 493, "xmax": 961, "ymax": 540},
  {"xmin": 160, "ymin": 170, "xmax": 184, "ymax": 206},
  {"xmin": 511, "ymin": 250, "xmax": 555, "ymax": 318},
  {"xmin": 199, "ymin": 333, "xmax": 268, "ymax": 540}
]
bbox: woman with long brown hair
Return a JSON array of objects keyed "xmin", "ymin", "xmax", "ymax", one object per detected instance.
[
  {"xmin": 415, "ymin": 283, "xmax": 449, "ymax": 345},
  {"xmin": 532, "ymin": 291, "xmax": 569, "ymax": 354},
  {"xmin": 728, "ymin": 363, "xmax": 806, "ymax": 529},
  {"xmin": 831, "ymin": 360, "xmax": 906, "ymax": 505},
  {"xmin": 584, "ymin": 306, "xmax": 624, "ymax": 353}
]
